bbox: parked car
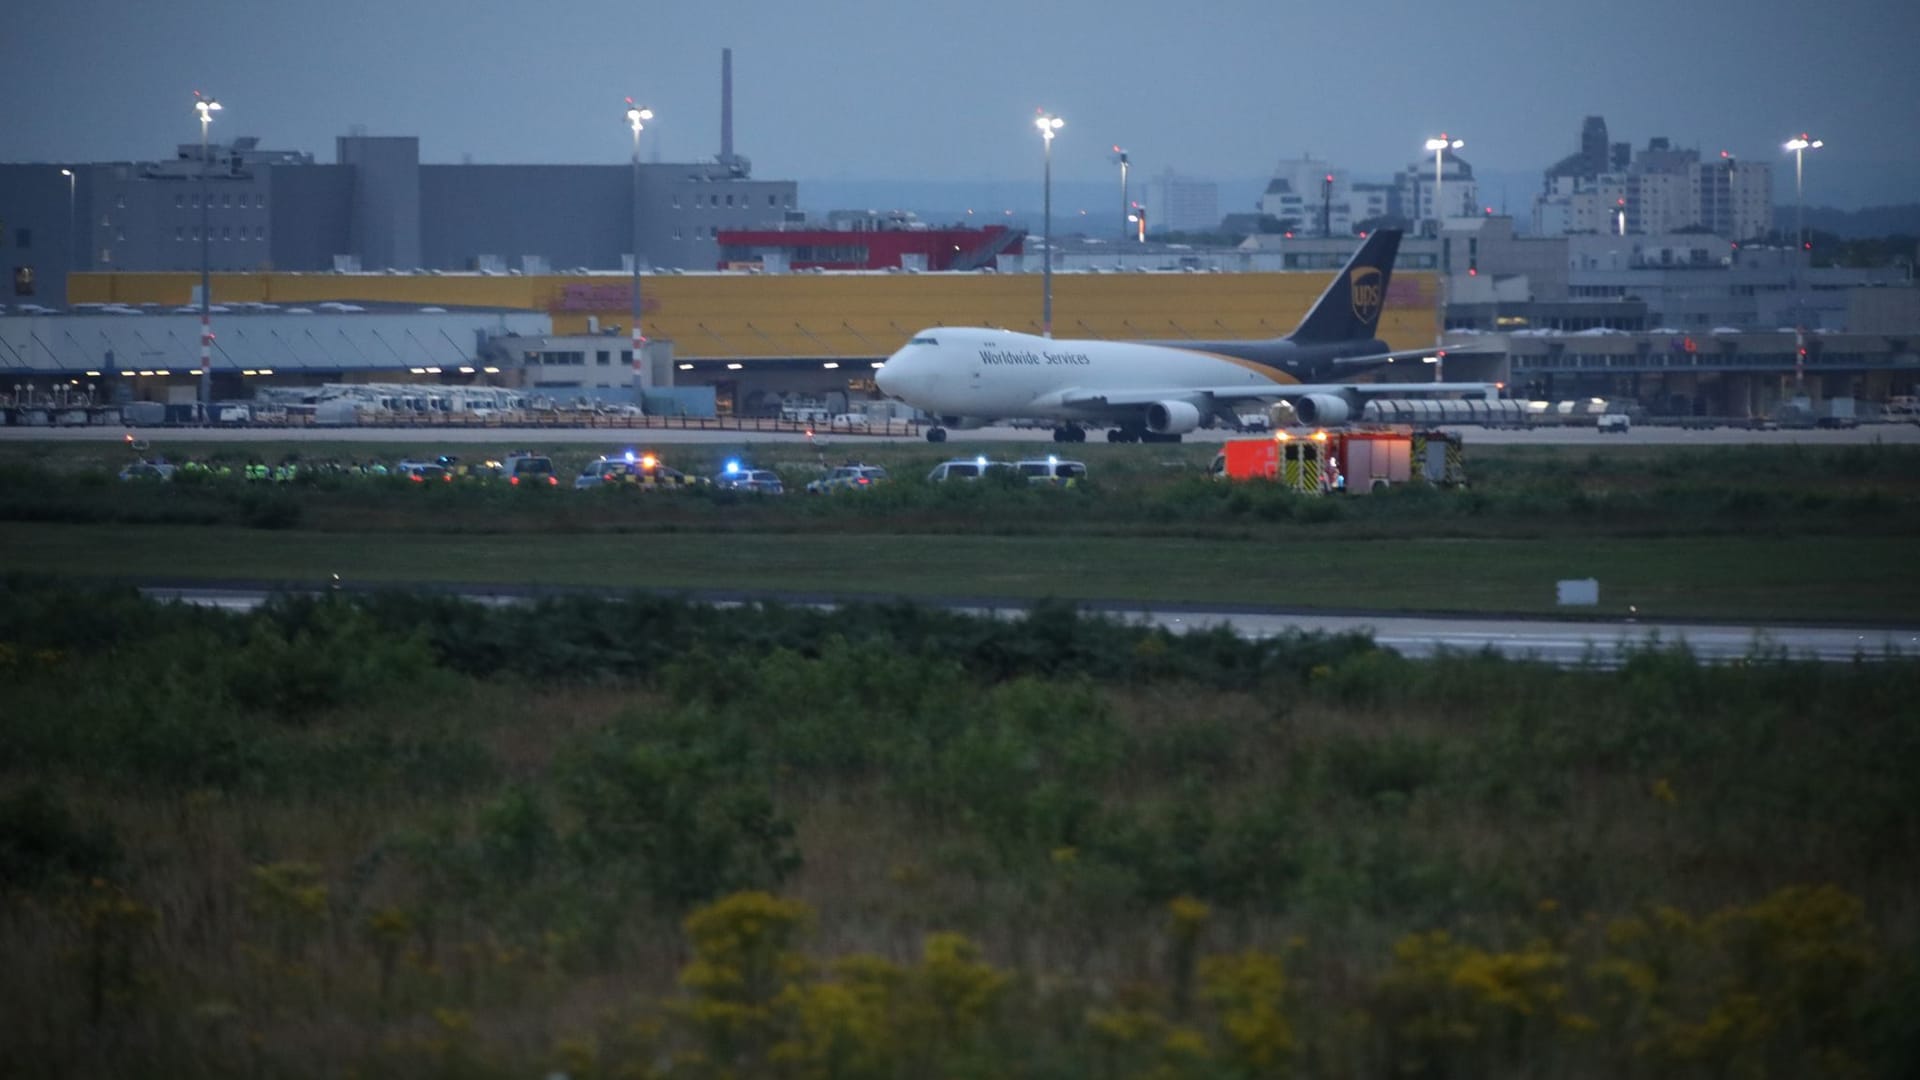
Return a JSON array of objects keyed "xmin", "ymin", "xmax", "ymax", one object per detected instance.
[
  {"xmin": 500, "ymin": 453, "xmax": 560, "ymax": 487},
  {"xmin": 436, "ymin": 455, "xmax": 503, "ymax": 482},
  {"xmin": 1596, "ymin": 414, "xmax": 1631, "ymax": 434},
  {"xmin": 926, "ymin": 457, "xmax": 1014, "ymax": 482},
  {"xmin": 713, "ymin": 461, "xmax": 784, "ymax": 494},
  {"xmin": 1013, "ymin": 457, "xmax": 1089, "ymax": 485},
  {"xmin": 395, "ymin": 460, "xmax": 452, "ymax": 483},
  {"xmin": 117, "ymin": 461, "xmax": 177, "ymax": 482},
  {"xmin": 806, "ymin": 463, "xmax": 890, "ymax": 493},
  {"xmin": 829, "ymin": 413, "xmax": 871, "ymax": 429}
]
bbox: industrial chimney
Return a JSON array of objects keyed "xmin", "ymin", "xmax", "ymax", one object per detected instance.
[{"xmin": 720, "ymin": 48, "xmax": 734, "ymax": 168}]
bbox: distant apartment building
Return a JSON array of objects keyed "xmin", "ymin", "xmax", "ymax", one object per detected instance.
[
  {"xmin": 1394, "ymin": 149, "xmax": 1479, "ymax": 233},
  {"xmin": 1261, "ymin": 157, "xmax": 1342, "ymax": 235},
  {"xmin": 1147, "ymin": 169, "xmax": 1220, "ymax": 234},
  {"xmin": 1530, "ymin": 117, "xmax": 1772, "ymax": 240}
]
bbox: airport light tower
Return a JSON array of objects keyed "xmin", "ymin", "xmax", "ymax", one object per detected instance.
[
  {"xmin": 625, "ymin": 99, "xmax": 654, "ymax": 382},
  {"xmin": 194, "ymin": 91, "xmax": 222, "ymax": 415},
  {"xmin": 1784, "ymin": 134, "xmax": 1823, "ymax": 252},
  {"xmin": 1423, "ymin": 134, "xmax": 1463, "ymax": 236},
  {"xmin": 1111, "ymin": 146, "xmax": 1129, "ymax": 246},
  {"xmin": 59, "ymin": 169, "xmax": 74, "ymax": 304},
  {"xmin": 1036, "ymin": 109, "xmax": 1063, "ymax": 337}
]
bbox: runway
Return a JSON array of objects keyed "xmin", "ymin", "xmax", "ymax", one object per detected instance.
[
  {"xmin": 4, "ymin": 421, "xmax": 1917, "ymax": 446},
  {"xmin": 140, "ymin": 586, "xmax": 1919, "ymax": 667}
]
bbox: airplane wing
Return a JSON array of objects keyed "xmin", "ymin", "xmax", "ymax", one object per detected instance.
[
  {"xmin": 1328, "ymin": 345, "xmax": 1494, "ymax": 367},
  {"xmin": 1058, "ymin": 382, "xmax": 1498, "ymax": 409}
]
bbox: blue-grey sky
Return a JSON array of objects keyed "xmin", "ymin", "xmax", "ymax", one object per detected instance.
[{"xmin": 6, "ymin": 0, "xmax": 1917, "ymax": 203}]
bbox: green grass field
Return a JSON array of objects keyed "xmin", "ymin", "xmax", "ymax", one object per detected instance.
[
  {"xmin": 3, "ymin": 440, "xmax": 1917, "ymax": 621},
  {"xmin": 4, "ymin": 523, "xmax": 1915, "ymax": 621}
]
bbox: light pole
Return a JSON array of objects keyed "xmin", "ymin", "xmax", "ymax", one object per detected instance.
[
  {"xmin": 1035, "ymin": 109, "xmax": 1063, "ymax": 337},
  {"xmin": 1423, "ymin": 134, "xmax": 1463, "ymax": 237},
  {"xmin": 1784, "ymin": 134, "xmax": 1823, "ymax": 253},
  {"xmin": 1111, "ymin": 146, "xmax": 1129, "ymax": 246},
  {"xmin": 58, "ymin": 168, "xmax": 74, "ymax": 305},
  {"xmin": 625, "ymin": 99, "xmax": 654, "ymax": 385},
  {"xmin": 194, "ymin": 91, "xmax": 221, "ymax": 417}
]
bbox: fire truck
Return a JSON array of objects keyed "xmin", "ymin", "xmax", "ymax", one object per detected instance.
[{"xmin": 1208, "ymin": 427, "xmax": 1466, "ymax": 493}]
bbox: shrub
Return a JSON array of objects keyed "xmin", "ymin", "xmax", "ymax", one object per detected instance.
[{"xmin": 0, "ymin": 785, "xmax": 119, "ymax": 889}]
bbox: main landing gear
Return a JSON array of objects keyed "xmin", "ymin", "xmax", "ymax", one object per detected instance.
[
  {"xmin": 1051, "ymin": 425, "xmax": 1086, "ymax": 443},
  {"xmin": 926, "ymin": 426, "xmax": 948, "ymax": 443}
]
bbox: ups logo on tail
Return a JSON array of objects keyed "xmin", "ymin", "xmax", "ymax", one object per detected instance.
[{"xmin": 1349, "ymin": 266, "xmax": 1384, "ymax": 324}]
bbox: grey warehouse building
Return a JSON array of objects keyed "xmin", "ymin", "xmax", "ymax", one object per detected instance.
[{"xmin": 1, "ymin": 134, "xmax": 798, "ymax": 305}]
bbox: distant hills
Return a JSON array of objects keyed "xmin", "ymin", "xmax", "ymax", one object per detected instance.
[{"xmin": 1792, "ymin": 204, "xmax": 1920, "ymax": 239}]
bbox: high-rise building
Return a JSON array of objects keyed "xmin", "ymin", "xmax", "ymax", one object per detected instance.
[
  {"xmin": 1147, "ymin": 169, "xmax": 1220, "ymax": 234},
  {"xmin": 1259, "ymin": 157, "xmax": 1356, "ymax": 236},
  {"xmin": 1531, "ymin": 119, "xmax": 1772, "ymax": 239},
  {"xmin": 1396, "ymin": 149, "xmax": 1478, "ymax": 232}
]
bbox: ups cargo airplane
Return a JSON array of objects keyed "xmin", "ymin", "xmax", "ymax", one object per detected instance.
[{"xmin": 874, "ymin": 228, "xmax": 1492, "ymax": 443}]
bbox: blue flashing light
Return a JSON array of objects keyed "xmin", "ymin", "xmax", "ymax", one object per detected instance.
[
  {"xmin": 975, "ymin": 455, "xmax": 987, "ymax": 468},
  {"xmin": 624, "ymin": 449, "xmax": 636, "ymax": 463},
  {"xmin": 725, "ymin": 460, "xmax": 741, "ymax": 475}
]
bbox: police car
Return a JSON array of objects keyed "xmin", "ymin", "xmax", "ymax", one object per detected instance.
[
  {"xmin": 805, "ymin": 463, "xmax": 889, "ymax": 493},
  {"xmin": 713, "ymin": 460, "xmax": 784, "ymax": 494},
  {"xmin": 576, "ymin": 451, "xmax": 704, "ymax": 490},
  {"xmin": 395, "ymin": 460, "xmax": 453, "ymax": 483}
]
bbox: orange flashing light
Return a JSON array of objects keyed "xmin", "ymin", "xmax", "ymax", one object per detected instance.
[
  {"xmin": 1312, "ymin": 430, "xmax": 1328, "ymax": 442},
  {"xmin": 1274, "ymin": 431, "xmax": 1290, "ymax": 442}
]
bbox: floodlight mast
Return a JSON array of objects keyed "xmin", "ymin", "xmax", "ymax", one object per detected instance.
[{"xmin": 1035, "ymin": 110, "xmax": 1064, "ymax": 337}]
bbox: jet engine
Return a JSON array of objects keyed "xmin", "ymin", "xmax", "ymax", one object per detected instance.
[
  {"xmin": 1145, "ymin": 400, "xmax": 1202, "ymax": 435},
  {"xmin": 1292, "ymin": 393, "xmax": 1352, "ymax": 425}
]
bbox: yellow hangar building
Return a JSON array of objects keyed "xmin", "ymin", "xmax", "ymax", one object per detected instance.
[{"xmin": 65, "ymin": 268, "xmax": 1440, "ymax": 417}]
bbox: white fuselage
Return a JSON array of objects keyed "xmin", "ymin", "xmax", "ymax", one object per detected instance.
[{"xmin": 875, "ymin": 327, "xmax": 1291, "ymax": 422}]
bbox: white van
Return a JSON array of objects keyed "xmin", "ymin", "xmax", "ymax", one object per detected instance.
[
  {"xmin": 1597, "ymin": 414, "xmax": 1631, "ymax": 434},
  {"xmin": 926, "ymin": 458, "xmax": 1014, "ymax": 482},
  {"xmin": 1013, "ymin": 458, "xmax": 1088, "ymax": 485}
]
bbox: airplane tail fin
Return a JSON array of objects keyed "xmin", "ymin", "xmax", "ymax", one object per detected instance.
[{"xmin": 1284, "ymin": 228, "xmax": 1401, "ymax": 344}]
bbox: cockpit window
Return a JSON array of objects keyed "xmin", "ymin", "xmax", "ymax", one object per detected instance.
[{"xmin": 910, "ymin": 336, "xmax": 939, "ymax": 346}]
